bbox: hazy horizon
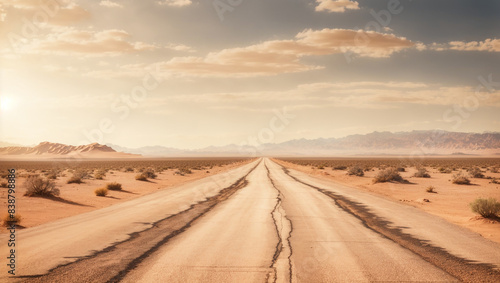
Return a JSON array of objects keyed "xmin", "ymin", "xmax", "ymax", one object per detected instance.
[{"xmin": 1, "ymin": 0, "xmax": 499, "ymax": 149}]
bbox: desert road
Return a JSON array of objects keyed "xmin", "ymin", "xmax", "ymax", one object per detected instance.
[{"xmin": 2, "ymin": 158, "xmax": 500, "ymax": 282}]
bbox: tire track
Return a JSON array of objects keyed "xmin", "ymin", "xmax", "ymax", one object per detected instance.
[
  {"xmin": 277, "ymin": 162, "xmax": 500, "ymax": 283},
  {"xmin": 265, "ymin": 163, "xmax": 293, "ymax": 283},
  {"xmin": 16, "ymin": 161, "xmax": 261, "ymax": 283}
]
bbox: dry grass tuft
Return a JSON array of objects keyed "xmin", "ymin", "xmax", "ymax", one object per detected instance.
[
  {"xmin": 94, "ymin": 187, "xmax": 108, "ymax": 197},
  {"xmin": 470, "ymin": 198, "xmax": 500, "ymax": 218},
  {"xmin": 373, "ymin": 168, "xmax": 406, "ymax": 183}
]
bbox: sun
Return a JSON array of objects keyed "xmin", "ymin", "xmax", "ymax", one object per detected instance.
[{"xmin": 0, "ymin": 96, "xmax": 13, "ymax": 112}]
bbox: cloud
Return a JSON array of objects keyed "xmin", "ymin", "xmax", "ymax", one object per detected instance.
[
  {"xmin": 156, "ymin": 28, "xmax": 414, "ymax": 78},
  {"xmin": 315, "ymin": 0, "xmax": 359, "ymax": 13},
  {"xmin": 448, "ymin": 38, "xmax": 500, "ymax": 52},
  {"xmin": 99, "ymin": 0, "xmax": 123, "ymax": 8},
  {"xmin": 0, "ymin": 0, "xmax": 90, "ymax": 25},
  {"xmin": 28, "ymin": 29, "xmax": 158, "ymax": 56},
  {"xmin": 157, "ymin": 0, "xmax": 192, "ymax": 7},
  {"xmin": 428, "ymin": 38, "xmax": 500, "ymax": 53}
]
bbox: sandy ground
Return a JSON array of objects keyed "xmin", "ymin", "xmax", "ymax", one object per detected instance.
[
  {"xmin": 0, "ymin": 159, "xmax": 252, "ymax": 232},
  {"xmin": 273, "ymin": 158, "xmax": 500, "ymax": 244}
]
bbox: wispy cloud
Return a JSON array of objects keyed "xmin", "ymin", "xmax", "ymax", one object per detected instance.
[
  {"xmin": 315, "ymin": 0, "xmax": 360, "ymax": 13},
  {"xmin": 157, "ymin": 0, "xmax": 192, "ymax": 7},
  {"xmin": 155, "ymin": 28, "xmax": 414, "ymax": 78},
  {"xmin": 99, "ymin": 0, "xmax": 123, "ymax": 8}
]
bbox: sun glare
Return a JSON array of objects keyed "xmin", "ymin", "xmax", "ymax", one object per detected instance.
[{"xmin": 0, "ymin": 96, "xmax": 13, "ymax": 112}]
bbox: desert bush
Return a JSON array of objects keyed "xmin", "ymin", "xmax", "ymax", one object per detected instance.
[
  {"xmin": 106, "ymin": 182, "xmax": 122, "ymax": 191},
  {"xmin": 470, "ymin": 198, "xmax": 500, "ymax": 218},
  {"xmin": 414, "ymin": 167, "xmax": 431, "ymax": 178},
  {"xmin": 95, "ymin": 169, "xmax": 106, "ymax": 180},
  {"xmin": 24, "ymin": 175, "xmax": 60, "ymax": 197},
  {"xmin": 438, "ymin": 167, "xmax": 452, "ymax": 174},
  {"xmin": 317, "ymin": 165, "xmax": 325, "ymax": 169},
  {"xmin": 45, "ymin": 170, "xmax": 58, "ymax": 180},
  {"xmin": 452, "ymin": 173, "xmax": 471, "ymax": 185},
  {"xmin": 468, "ymin": 167, "xmax": 484, "ymax": 178},
  {"xmin": 2, "ymin": 213, "xmax": 21, "ymax": 227},
  {"xmin": 142, "ymin": 169, "xmax": 157, "ymax": 179},
  {"xmin": 179, "ymin": 168, "xmax": 192, "ymax": 175},
  {"xmin": 94, "ymin": 187, "xmax": 108, "ymax": 197},
  {"xmin": 490, "ymin": 178, "xmax": 500, "ymax": 184},
  {"xmin": 347, "ymin": 165, "xmax": 364, "ymax": 177},
  {"xmin": 426, "ymin": 186, "xmax": 436, "ymax": 193},
  {"xmin": 373, "ymin": 168, "xmax": 406, "ymax": 183},
  {"xmin": 135, "ymin": 173, "xmax": 148, "ymax": 181},
  {"xmin": 396, "ymin": 167, "xmax": 406, "ymax": 172},
  {"xmin": 490, "ymin": 167, "xmax": 499, "ymax": 173},
  {"xmin": 333, "ymin": 165, "xmax": 347, "ymax": 170},
  {"xmin": 124, "ymin": 167, "xmax": 134, "ymax": 172},
  {"xmin": 67, "ymin": 175, "xmax": 83, "ymax": 184}
]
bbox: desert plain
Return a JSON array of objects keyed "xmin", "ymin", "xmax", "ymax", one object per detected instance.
[{"xmin": 1, "ymin": 156, "xmax": 500, "ymax": 282}]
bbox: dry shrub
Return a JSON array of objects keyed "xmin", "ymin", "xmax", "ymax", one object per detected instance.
[
  {"xmin": 470, "ymin": 198, "xmax": 500, "ymax": 218},
  {"xmin": 333, "ymin": 165, "xmax": 347, "ymax": 170},
  {"xmin": 2, "ymin": 213, "xmax": 21, "ymax": 227},
  {"xmin": 347, "ymin": 165, "xmax": 364, "ymax": 177},
  {"xmin": 373, "ymin": 168, "xmax": 406, "ymax": 183},
  {"xmin": 468, "ymin": 167, "xmax": 484, "ymax": 178},
  {"xmin": 142, "ymin": 169, "xmax": 157, "ymax": 179},
  {"xmin": 452, "ymin": 173, "xmax": 471, "ymax": 185},
  {"xmin": 94, "ymin": 187, "xmax": 108, "ymax": 197},
  {"xmin": 414, "ymin": 167, "xmax": 431, "ymax": 178},
  {"xmin": 67, "ymin": 170, "xmax": 88, "ymax": 184},
  {"xmin": 24, "ymin": 175, "xmax": 60, "ymax": 197},
  {"xmin": 426, "ymin": 186, "xmax": 436, "ymax": 193},
  {"xmin": 95, "ymin": 169, "xmax": 106, "ymax": 180},
  {"xmin": 396, "ymin": 167, "xmax": 406, "ymax": 172},
  {"xmin": 106, "ymin": 182, "xmax": 122, "ymax": 191},
  {"xmin": 135, "ymin": 173, "xmax": 148, "ymax": 181}
]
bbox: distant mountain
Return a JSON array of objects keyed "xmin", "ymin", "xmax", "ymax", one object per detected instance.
[
  {"xmin": 0, "ymin": 142, "xmax": 140, "ymax": 158},
  {"xmin": 106, "ymin": 144, "xmax": 184, "ymax": 157},
  {"xmin": 2, "ymin": 131, "xmax": 500, "ymax": 158}
]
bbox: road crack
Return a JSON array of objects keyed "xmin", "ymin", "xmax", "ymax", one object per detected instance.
[
  {"xmin": 278, "ymin": 163, "xmax": 500, "ymax": 283},
  {"xmin": 265, "ymin": 163, "xmax": 294, "ymax": 283}
]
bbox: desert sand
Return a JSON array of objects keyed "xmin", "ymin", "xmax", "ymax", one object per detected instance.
[{"xmin": 0, "ymin": 158, "xmax": 253, "ymax": 232}]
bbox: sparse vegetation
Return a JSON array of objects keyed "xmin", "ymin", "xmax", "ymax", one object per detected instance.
[
  {"xmin": 470, "ymin": 198, "xmax": 500, "ymax": 218},
  {"xmin": 135, "ymin": 173, "xmax": 148, "ymax": 181},
  {"xmin": 414, "ymin": 167, "xmax": 431, "ymax": 178},
  {"xmin": 347, "ymin": 165, "xmax": 364, "ymax": 176},
  {"xmin": 94, "ymin": 169, "xmax": 106, "ymax": 180},
  {"xmin": 24, "ymin": 175, "xmax": 60, "ymax": 197},
  {"xmin": 94, "ymin": 187, "xmax": 108, "ymax": 197},
  {"xmin": 452, "ymin": 173, "xmax": 471, "ymax": 185},
  {"xmin": 67, "ymin": 170, "xmax": 88, "ymax": 184},
  {"xmin": 491, "ymin": 178, "xmax": 500, "ymax": 184},
  {"xmin": 142, "ymin": 169, "xmax": 157, "ymax": 179},
  {"xmin": 373, "ymin": 168, "xmax": 406, "ymax": 183},
  {"xmin": 426, "ymin": 186, "xmax": 436, "ymax": 193},
  {"xmin": 106, "ymin": 182, "xmax": 122, "ymax": 191},
  {"xmin": 396, "ymin": 167, "xmax": 406, "ymax": 172},
  {"xmin": 438, "ymin": 167, "xmax": 452, "ymax": 174},
  {"xmin": 333, "ymin": 165, "xmax": 347, "ymax": 170},
  {"xmin": 468, "ymin": 167, "xmax": 485, "ymax": 178},
  {"xmin": 2, "ymin": 213, "xmax": 21, "ymax": 227}
]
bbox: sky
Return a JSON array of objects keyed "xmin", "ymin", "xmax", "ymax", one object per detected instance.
[{"xmin": 0, "ymin": 0, "xmax": 499, "ymax": 149}]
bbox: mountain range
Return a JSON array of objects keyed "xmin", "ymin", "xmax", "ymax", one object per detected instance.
[{"xmin": 1, "ymin": 131, "xmax": 499, "ymax": 158}]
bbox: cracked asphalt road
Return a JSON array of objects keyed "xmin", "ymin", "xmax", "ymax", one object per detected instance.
[{"xmin": 4, "ymin": 158, "xmax": 500, "ymax": 282}]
